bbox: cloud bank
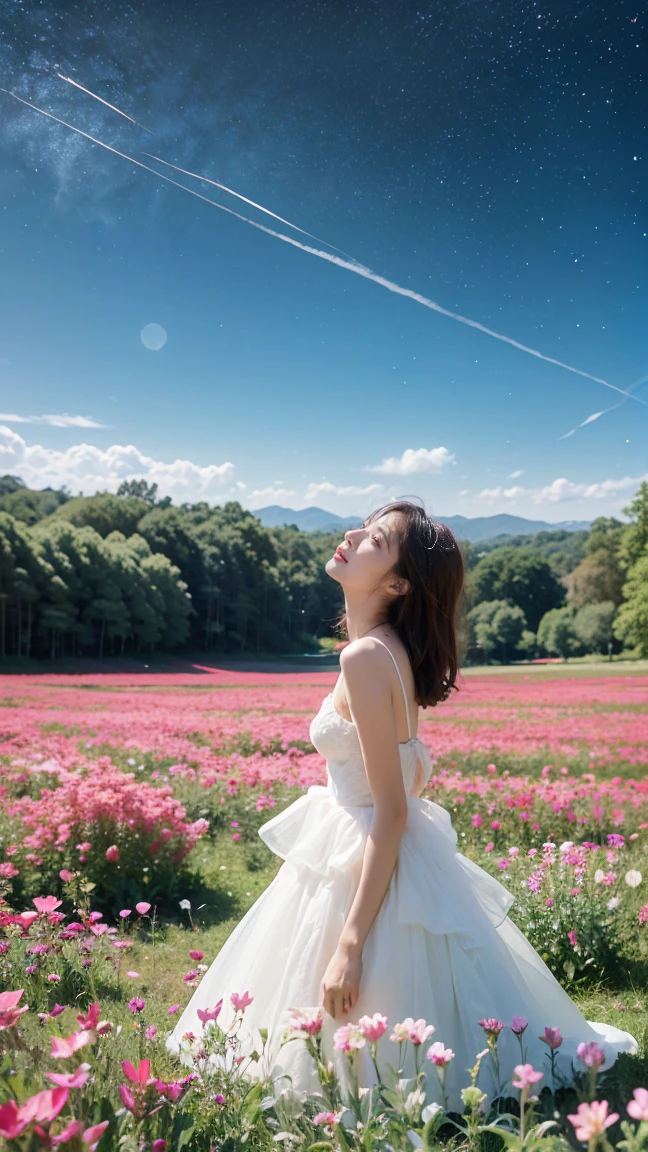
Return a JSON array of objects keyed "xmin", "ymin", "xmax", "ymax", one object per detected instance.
[
  {"xmin": 0, "ymin": 425, "xmax": 237, "ymax": 501},
  {"xmin": 364, "ymin": 447, "xmax": 456, "ymax": 474}
]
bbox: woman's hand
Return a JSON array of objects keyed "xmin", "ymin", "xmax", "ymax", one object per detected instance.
[{"xmin": 321, "ymin": 943, "xmax": 363, "ymax": 1020}]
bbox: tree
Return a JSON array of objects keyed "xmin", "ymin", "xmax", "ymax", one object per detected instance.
[
  {"xmin": 52, "ymin": 493, "xmax": 149, "ymax": 538},
  {"xmin": 0, "ymin": 474, "xmax": 26, "ymax": 496},
  {"xmin": 537, "ymin": 607, "xmax": 579, "ymax": 659},
  {"xmin": 619, "ymin": 481, "xmax": 648, "ymax": 569},
  {"xmin": 468, "ymin": 548, "xmax": 564, "ymax": 631},
  {"xmin": 116, "ymin": 479, "xmax": 159, "ymax": 504},
  {"xmin": 573, "ymin": 601, "xmax": 616, "ymax": 655},
  {"xmin": 565, "ymin": 551, "xmax": 625, "ymax": 609},
  {"xmin": 467, "ymin": 599, "xmax": 527, "ymax": 663},
  {"xmin": 613, "ymin": 555, "xmax": 648, "ymax": 657}
]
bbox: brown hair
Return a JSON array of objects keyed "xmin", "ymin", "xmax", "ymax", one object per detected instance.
[{"xmin": 333, "ymin": 499, "xmax": 465, "ymax": 708}]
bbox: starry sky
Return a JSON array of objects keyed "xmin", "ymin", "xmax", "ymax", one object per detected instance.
[{"xmin": 0, "ymin": 0, "xmax": 646, "ymax": 523}]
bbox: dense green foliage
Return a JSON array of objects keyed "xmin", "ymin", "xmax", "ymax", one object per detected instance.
[{"xmin": 1, "ymin": 474, "xmax": 648, "ymax": 662}]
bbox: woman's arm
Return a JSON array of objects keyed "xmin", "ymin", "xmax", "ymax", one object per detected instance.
[{"xmin": 320, "ymin": 639, "xmax": 409, "ymax": 1019}]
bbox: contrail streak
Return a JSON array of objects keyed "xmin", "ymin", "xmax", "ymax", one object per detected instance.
[
  {"xmin": 142, "ymin": 152, "xmax": 356, "ymax": 258},
  {"xmin": 2, "ymin": 86, "xmax": 647, "ymax": 411},
  {"xmin": 55, "ymin": 72, "xmax": 154, "ymax": 133},
  {"xmin": 558, "ymin": 371, "xmax": 648, "ymax": 438}
]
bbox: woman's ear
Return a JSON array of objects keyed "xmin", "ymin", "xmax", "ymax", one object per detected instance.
[{"xmin": 388, "ymin": 578, "xmax": 410, "ymax": 597}]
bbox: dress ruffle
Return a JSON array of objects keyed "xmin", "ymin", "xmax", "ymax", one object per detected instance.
[{"xmin": 168, "ymin": 786, "xmax": 638, "ymax": 1113}]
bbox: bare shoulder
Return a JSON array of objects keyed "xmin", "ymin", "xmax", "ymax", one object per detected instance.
[{"xmin": 340, "ymin": 637, "xmax": 390, "ymax": 675}]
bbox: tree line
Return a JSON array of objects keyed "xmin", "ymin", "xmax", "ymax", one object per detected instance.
[{"xmin": 0, "ymin": 474, "xmax": 646, "ymax": 662}]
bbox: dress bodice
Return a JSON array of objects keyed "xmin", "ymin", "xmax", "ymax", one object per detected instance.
[{"xmin": 309, "ymin": 691, "xmax": 435, "ymax": 807}]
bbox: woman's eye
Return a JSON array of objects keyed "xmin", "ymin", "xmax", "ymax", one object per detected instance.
[{"xmin": 372, "ymin": 535, "xmax": 380, "ymax": 544}]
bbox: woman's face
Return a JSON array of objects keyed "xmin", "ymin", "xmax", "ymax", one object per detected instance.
[{"xmin": 326, "ymin": 510, "xmax": 403, "ymax": 594}]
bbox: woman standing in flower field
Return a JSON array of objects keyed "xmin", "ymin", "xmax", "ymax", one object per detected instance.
[{"xmin": 168, "ymin": 499, "xmax": 637, "ymax": 1111}]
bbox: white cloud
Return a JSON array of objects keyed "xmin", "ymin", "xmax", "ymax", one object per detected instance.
[
  {"xmin": 364, "ymin": 446, "xmax": 455, "ymax": 474},
  {"xmin": 507, "ymin": 469, "xmax": 523, "ymax": 479},
  {"xmin": 458, "ymin": 488, "xmax": 469, "ymax": 496},
  {"xmin": 303, "ymin": 480, "xmax": 384, "ymax": 501},
  {"xmin": 0, "ymin": 413, "xmax": 108, "ymax": 428},
  {"xmin": 0, "ymin": 425, "xmax": 236, "ymax": 501},
  {"xmin": 477, "ymin": 473, "xmax": 648, "ymax": 508},
  {"xmin": 247, "ymin": 485, "xmax": 297, "ymax": 506}
]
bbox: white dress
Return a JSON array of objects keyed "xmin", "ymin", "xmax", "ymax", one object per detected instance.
[{"xmin": 167, "ymin": 639, "xmax": 637, "ymax": 1111}]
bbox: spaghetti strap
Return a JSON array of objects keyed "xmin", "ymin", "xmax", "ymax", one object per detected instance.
[{"xmin": 371, "ymin": 637, "xmax": 412, "ymax": 738}]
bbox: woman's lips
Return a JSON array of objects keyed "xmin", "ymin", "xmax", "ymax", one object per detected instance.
[{"xmin": 334, "ymin": 548, "xmax": 347, "ymax": 562}]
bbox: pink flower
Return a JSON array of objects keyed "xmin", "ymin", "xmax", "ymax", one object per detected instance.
[
  {"xmin": 568, "ymin": 930, "xmax": 578, "ymax": 948},
  {"xmin": 232, "ymin": 833, "xmax": 240, "ymax": 841},
  {"xmin": 627, "ymin": 1088, "xmax": 648, "ymax": 1121},
  {"xmin": 76, "ymin": 1003, "xmax": 100, "ymax": 1030},
  {"xmin": 82, "ymin": 1121, "xmax": 110, "ymax": 1150},
  {"xmin": 231, "ymin": 990, "xmax": 253, "ymax": 1012},
  {"xmin": 639, "ymin": 905, "xmax": 648, "ymax": 925},
  {"xmin": 510, "ymin": 1016, "xmax": 528, "ymax": 1036},
  {"xmin": 333, "ymin": 1022, "xmax": 366, "ymax": 1051},
  {"xmin": 126, "ymin": 971, "xmax": 140, "ymax": 979},
  {"xmin": 167, "ymin": 1003, "xmax": 180, "ymax": 1015},
  {"xmin": 213, "ymin": 1094, "xmax": 225, "ymax": 1106},
  {"xmin": 358, "ymin": 1013, "xmax": 388, "ymax": 1042},
  {"xmin": 105, "ymin": 844, "xmax": 119, "ymax": 862},
  {"xmin": 427, "ymin": 1042, "xmax": 455, "ymax": 1066},
  {"xmin": 539, "ymin": 1026, "xmax": 563, "ymax": 1050},
  {"xmin": 472, "ymin": 814, "xmax": 483, "ymax": 827},
  {"xmin": 288, "ymin": 1008, "xmax": 324, "ymax": 1036},
  {"xmin": 197, "ymin": 1000, "xmax": 223, "ymax": 1024},
  {"xmin": 0, "ymin": 989, "xmax": 29, "ymax": 1030},
  {"xmin": 50, "ymin": 1004, "xmax": 66, "ymax": 1017},
  {"xmin": 491, "ymin": 820, "xmax": 500, "ymax": 831},
  {"xmin": 119, "ymin": 1084, "xmax": 137, "ymax": 1113},
  {"xmin": 119, "ymin": 909, "xmax": 131, "ymax": 918},
  {"xmin": 47, "ymin": 1064, "xmax": 91, "ymax": 1088},
  {"xmin": 577, "ymin": 1041, "xmax": 606, "ymax": 1069},
  {"xmin": 122, "ymin": 1058, "xmax": 152, "ymax": 1085},
  {"xmin": 47, "ymin": 973, "xmax": 61, "ymax": 983},
  {"xmin": 152, "ymin": 1142, "xmax": 168, "ymax": 1152},
  {"xmin": 512, "ymin": 1063, "xmax": 543, "ymax": 1091},
  {"xmin": 479, "ymin": 1018, "xmax": 504, "ymax": 1038},
  {"xmin": 484, "ymin": 841, "xmax": 494, "ymax": 852},
  {"xmin": 33, "ymin": 896, "xmax": 62, "ymax": 914},
  {"xmin": 128, "ymin": 997, "xmax": 146, "ymax": 1013},
  {"xmin": 407, "ymin": 1018, "xmax": 435, "ymax": 1045},
  {"xmin": 189, "ymin": 950, "xmax": 204, "ymax": 961},
  {"xmin": 184, "ymin": 969, "xmax": 200, "ymax": 982},
  {"xmin": 51, "ymin": 1030, "xmax": 94, "ymax": 1058},
  {"xmin": 568, "ymin": 1100, "xmax": 619, "ymax": 1142},
  {"xmin": 135, "ymin": 902, "xmax": 151, "ymax": 915},
  {"xmin": 146, "ymin": 1024, "xmax": 158, "ymax": 1039},
  {"xmin": 314, "ymin": 1111, "xmax": 338, "ymax": 1125}
]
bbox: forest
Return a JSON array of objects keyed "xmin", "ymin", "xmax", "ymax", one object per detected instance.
[{"xmin": 0, "ymin": 474, "xmax": 647, "ymax": 662}]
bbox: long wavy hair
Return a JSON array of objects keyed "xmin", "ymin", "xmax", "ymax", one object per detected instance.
[{"xmin": 333, "ymin": 499, "xmax": 465, "ymax": 708}]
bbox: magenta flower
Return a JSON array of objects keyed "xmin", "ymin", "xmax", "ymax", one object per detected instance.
[
  {"xmin": 128, "ymin": 997, "xmax": 146, "ymax": 1013},
  {"xmin": 568, "ymin": 1100, "xmax": 619, "ymax": 1141},
  {"xmin": 49, "ymin": 1004, "xmax": 66, "ymax": 1017},
  {"xmin": 152, "ymin": 1142, "xmax": 168, "ymax": 1152},
  {"xmin": 189, "ymin": 950, "xmax": 204, "ymax": 961},
  {"xmin": 639, "ymin": 905, "xmax": 648, "ymax": 925},
  {"xmin": 105, "ymin": 845, "xmax": 119, "ymax": 862},
  {"xmin": 47, "ymin": 973, "xmax": 61, "ymax": 983},
  {"xmin": 122, "ymin": 1058, "xmax": 152, "ymax": 1085},
  {"xmin": 568, "ymin": 930, "xmax": 578, "ymax": 948},
  {"xmin": 288, "ymin": 1008, "xmax": 323, "ymax": 1036},
  {"xmin": 512, "ymin": 1063, "xmax": 543, "ymax": 1091},
  {"xmin": 184, "ymin": 969, "xmax": 200, "ymax": 983},
  {"xmin": 577, "ymin": 1041, "xmax": 606, "ymax": 1069},
  {"xmin": 510, "ymin": 1016, "xmax": 528, "ymax": 1036},
  {"xmin": 231, "ymin": 990, "xmax": 253, "ymax": 1012},
  {"xmin": 197, "ymin": 1000, "xmax": 223, "ymax": 1024},
  {"xmin": 478, "ymin": 1018, "xmax": 504, "ymax": 1039},
  {"xmin": 47, "ymin": 1064, "xmax": 91, "ymax": 1089},
  {"xmin": 539, "ymin": 1026, "xmax": 563, "ymax": 1050},
  {"xmin": 0, "ymin": 991, "xmax": 29, "ymax": 1030},
  {"xmin": 167, "ymin": 1004, "xmax": 180, "ymax": 1015},
  {"xmin": 314, "ymin": 1111, "xmax": 338, "ymax": 1125},
  {"xmin": 145, "ymin": 1025, "xmax": 158, "ymax": 1039},
  {"xmin": 213, "ymin": 1094, "xmax": 225, "ymax": 1106},
  {"xmin": 33, "ymin": 896, "xmax": 63, "ymax": 915}
]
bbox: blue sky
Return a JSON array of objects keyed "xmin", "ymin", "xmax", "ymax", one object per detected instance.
[{"xmin": 0, "ymin": 0, "xmax": 646, "ymax": 522}]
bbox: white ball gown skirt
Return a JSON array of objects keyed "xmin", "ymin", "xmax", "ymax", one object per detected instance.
[{"xmin": 167, "ymin": 692, "xmax": 638, "ymax": 1113}]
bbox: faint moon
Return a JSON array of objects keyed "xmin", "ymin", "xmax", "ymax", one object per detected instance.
[{"xmin": 141, "ymin": 323, "xmax": 167, "ymax": 351}]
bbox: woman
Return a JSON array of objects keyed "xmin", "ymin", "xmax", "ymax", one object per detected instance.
[{"xmin": 168, "ymin": 499, "xmax": 637, "ymax": 1111}]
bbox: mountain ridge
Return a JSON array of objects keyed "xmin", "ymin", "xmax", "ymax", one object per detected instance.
[{"xmin": 253, "ymin": 504, "xmax": 592, "ymax": 543}]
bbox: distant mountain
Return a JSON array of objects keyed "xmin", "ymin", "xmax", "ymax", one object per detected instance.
[{"xmin": 253, "ymin": 505, "xmax": 591, "ymax": 543}]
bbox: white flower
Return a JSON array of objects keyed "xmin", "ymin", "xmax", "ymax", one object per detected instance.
[
  {"xmin": 607, "ymin": 897, "xmax": 620, "ymax": 909},
  {"xmin": 422, "ymin": 1102, "xmax": 444, "ymax": 1122},
  {"xmin": 559, "ymin": 841, "xmax": 574, "ymax": 852},
  {"xmin": 594, "ymin": 869, "xmax": 605, "ymax": 884},
  {"xmin": 625, "ymin": 870, "xmax": 642, "ymax": 888},
  {"xmin": 179, "ymin": 899, "xmax": 192, "ymax": 910}
]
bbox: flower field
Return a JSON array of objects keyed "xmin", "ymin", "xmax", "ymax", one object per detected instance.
[{"xmin": 2, "ymin": 665, "xmax": 648, "ymax": 1149}]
